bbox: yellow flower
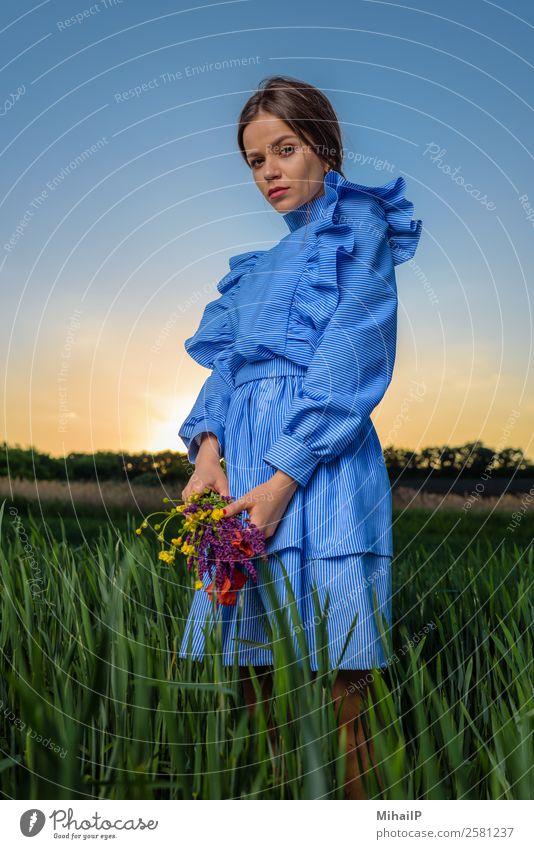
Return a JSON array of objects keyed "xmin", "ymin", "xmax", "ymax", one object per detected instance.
[
  {"xmin": 135, "ymin": 528, "xmax": 142, "ymax": 535},
  {"xmin": 158, "ymin": 550, "xmax": 175, "ymax": 564},
  {"xmin": 194, "ymin": 579, "xmax": 204, "ymax": 590},
  {"xmin": 171, "ymin": 537, "xmax": 182, "ymax": 546},
  {"xmin": 211, "ymin": 508, "xmax": 224, "ymax": 521}
]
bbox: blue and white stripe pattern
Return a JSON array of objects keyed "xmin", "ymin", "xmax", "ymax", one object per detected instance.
[
  {"xmin": 177, "ymin": 168, "xmax": 422, "ymax": 668},
  {"xmin": 179, "ymin": 545, "xmax": 392, "ymax": 671}
]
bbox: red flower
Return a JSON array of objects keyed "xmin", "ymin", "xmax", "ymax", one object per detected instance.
[
  {"xmin": 206, "ymin": 568, "xmax": 249, "ymax": 606},
  {"xmin": 230, "ymin": 530, "xmax": 254, "ymax": 558},
  {"xmin": 232, "ymin": 569, "xmax": 249, "ymax": 591}
]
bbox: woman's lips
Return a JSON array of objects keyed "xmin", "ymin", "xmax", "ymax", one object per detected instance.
[{"xmin": 269, "ymin": 187, "xmax": 289, "ymax": 199}]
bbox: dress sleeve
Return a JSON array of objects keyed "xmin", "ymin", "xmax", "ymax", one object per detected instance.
[
  {"xmin": 262, "ymin": 193, "xmax": 422, "ymax": 486},
  {"xmin": 178, "ymin": 250, "xmax": 262, "ymax": 464},
  {"xmin": 178, "ymin": 368, "xmax": 233, "ymax": 463}
]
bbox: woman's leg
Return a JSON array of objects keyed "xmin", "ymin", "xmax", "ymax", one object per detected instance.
[
  {"xmin": 330, "ymin": 668, "xmax": 382, "ymax": 800},
  {"xmin": 240, "ymin": 666, "xmax": 381, "ymax": 797}
]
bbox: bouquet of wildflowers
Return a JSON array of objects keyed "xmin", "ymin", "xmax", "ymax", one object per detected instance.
[{"xmin": 135, "ymin": 487, "xmax": 266, "ymax": 605}]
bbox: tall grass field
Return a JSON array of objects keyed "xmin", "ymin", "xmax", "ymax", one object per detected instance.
[{"xmin": 0, "ymin": 498, "xmax": 532, "ymax": 800}]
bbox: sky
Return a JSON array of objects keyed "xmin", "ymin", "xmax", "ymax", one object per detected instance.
[{"xmin": 1, "ymin": 0, "xmax": 533, "ymax": 461}]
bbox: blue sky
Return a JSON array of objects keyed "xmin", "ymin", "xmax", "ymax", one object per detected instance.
[{"xmin": 1, "ymin": 0, "xmax": 532, "ymax": 459}]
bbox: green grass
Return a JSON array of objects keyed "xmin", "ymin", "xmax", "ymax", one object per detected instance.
[
  {"xmin": 0, "ymin": 498, "xmax": 532, "ymax": 799},
  {"xmin": 393, "ymin": 507, "xmax": 534, "ymax": 556},
  {"xmin": 9, "ymin": 496, "xmax": 534, "ymax": 553}
]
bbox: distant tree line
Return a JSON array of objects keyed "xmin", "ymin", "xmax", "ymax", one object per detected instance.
[
  {"xmin": 382, "ymin": 443, "xmax": 532, "ymax": 477},
  {"xmin": 1, "ymin": 440, "xmax": 532, "ymax": 484}
]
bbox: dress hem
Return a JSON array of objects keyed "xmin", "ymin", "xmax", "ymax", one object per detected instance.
[{"xmin": 177, "ymin": 653, "xmax": 389, "ymax": 672}]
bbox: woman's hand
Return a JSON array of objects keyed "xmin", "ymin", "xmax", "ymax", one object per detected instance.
[
  {"xmin": 222, "ymin": 470, "xmax": 298, "ymax": 541},
  {"xmin": 181, "ymin": 433, "xmax": 230, "ymax": 500}
]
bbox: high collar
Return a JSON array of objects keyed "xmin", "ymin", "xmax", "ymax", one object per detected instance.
[{"xmin": 282, "ymin": 170, "xmax": 338, "ymax": 232}]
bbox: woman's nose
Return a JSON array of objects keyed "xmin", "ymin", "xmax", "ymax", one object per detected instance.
[{"xmin": 263, "ymin": 159, "xmax": 281, "ymax": 180}]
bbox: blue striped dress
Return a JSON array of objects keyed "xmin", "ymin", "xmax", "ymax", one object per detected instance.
[{"xmin": 177, "ymin": 168, "xmax": 423, "ymax": 670}]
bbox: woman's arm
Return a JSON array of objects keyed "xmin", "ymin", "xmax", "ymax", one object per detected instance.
[
  {"xmin": 262, "ymin": 206, "xmax": 398, "ymax": 487},
  {"xmin": 178, "ymin": 367, "xmax": 233, "ymax": 464}
]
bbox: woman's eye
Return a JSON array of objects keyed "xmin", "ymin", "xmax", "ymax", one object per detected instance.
[{"xmin": 249, "ymin": 145, "xmax": 294, "ymax": 168}]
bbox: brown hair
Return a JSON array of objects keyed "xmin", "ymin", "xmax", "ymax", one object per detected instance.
[{"xmin": 237, "ymin": 75, "xmax": 345, "ymax": 177}]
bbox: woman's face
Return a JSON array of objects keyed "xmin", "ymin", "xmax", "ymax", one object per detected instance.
[{"xmin": 242, "ymin": 110, "xmax": 329, "ymax": 213}]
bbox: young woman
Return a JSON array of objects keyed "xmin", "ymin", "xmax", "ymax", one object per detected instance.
[{"xmin": 178, "ymin": 75, "xmax": 423, "ymax": 799}]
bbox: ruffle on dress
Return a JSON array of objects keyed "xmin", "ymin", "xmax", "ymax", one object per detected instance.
[
  {"xmin": 216, "ymin": 249, "xmax": 267, "ymax": 293},
  {"xmin": 320, "ymin": 170, "xmax": 423, "ymax": 266},
  {"xmin": 184, "ymin": 249, "xmax": 266, "ymax": 370},
  {"xmin": 374, "ymin": 175, "xmax": 424, "ymax": 266},
  {"xmin": 287, "ymin": 169, "xmax": 423, "ymax": 342}
]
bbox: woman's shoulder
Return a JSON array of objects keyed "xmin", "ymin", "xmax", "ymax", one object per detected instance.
[
  {"xmin": 287, "ymin": 171, "xmax": 423, "ymax": 338},
  {"xmin": 322, "ymin": 170, "xmax": 423, "ymax": 266}
]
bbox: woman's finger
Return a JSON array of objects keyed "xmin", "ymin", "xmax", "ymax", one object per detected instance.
[
  {"xmin": 215, "ymin": 476, "xmax": 230, "ymax": 497},
  {"xmin": 223, "ymin": 494, "xmax": 248, "ymax": 517}
]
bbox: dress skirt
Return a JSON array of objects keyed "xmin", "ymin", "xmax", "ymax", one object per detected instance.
[{"xmin": 178, "ymin": 357, "xmax": 393, "ymax": 671}]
